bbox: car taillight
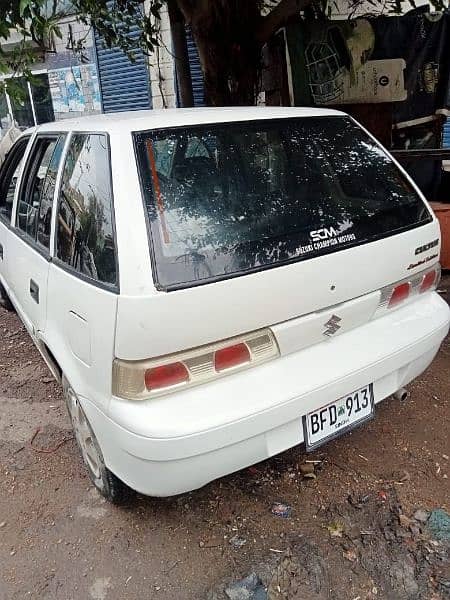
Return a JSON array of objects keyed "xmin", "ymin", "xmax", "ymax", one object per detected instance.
[
  {"xmin": 145, "ymin": 362, "xmax": 189, "ymax": 391},
  {"xmin": 112, "ymin": 328, "xmax": 279, "ymax": 400},
  {"xmin": 388, "ymin": 282, "xmax": 410, "ymax": 308},
  {"xmin": 375, "ymin": 264, "xmax": 440, "ymax": 318},
  {"xmin": 420, "ymin": 268, "xmax": 437, "ymax": 293},
  {"xmin": 214, "ymin": 343, "xmax": 250, "ymax": 372}
]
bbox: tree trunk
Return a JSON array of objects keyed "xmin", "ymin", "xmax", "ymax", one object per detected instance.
[
  {"xmin": 175, "ymin": 0, "xmax": 311, "ymax": 106},
  {"xmin": 176, "ymin": 0, "xmax": 262, "ymax": 106},
  {"xmin": 167, "ymin": 0, "xmax": 194, "ymax": 107},
  {"xmin": 193, "ymin": 35, "xmax": 260, "ymax": 106}
]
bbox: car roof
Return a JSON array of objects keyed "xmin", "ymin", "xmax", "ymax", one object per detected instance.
[{"xmin": 31, "ymin": 106, "xmax": 347, "ymax": 135}]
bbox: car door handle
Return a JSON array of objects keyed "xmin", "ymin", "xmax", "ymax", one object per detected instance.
[
  {"xmin": 0, "ymin": 243, "xmax": 3, "ymax": 260},
  {"xmin": 29, "ymin": 279, "xmax": 39, "ymax": 304}
]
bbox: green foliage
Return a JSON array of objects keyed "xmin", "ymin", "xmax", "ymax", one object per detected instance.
[
  {"xmin": 0, "ymin": 0, "xmax": 448, "ymax": 106},
  {"xmin": 71, "ymin": 0, "xmax": 163, "ymax": 61},
  {"xmin": 0, "ymin": 0, "xmax": 70, "ymax": 98},
  {"xmin": 0, "ymin": 40, "xmax": 36, "ymax": 98},
  {"xmin": 0, "ymin": 0, "xmax": 164, "ymax": 101}
]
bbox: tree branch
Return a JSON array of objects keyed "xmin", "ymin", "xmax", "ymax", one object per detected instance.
[
  {"xmin": 167, "ymin": 0, "xmax": 194, "ymax": 106},
  {"xmin": 257, "ymin": 0, "xmax": 312, "ymax": 43}
]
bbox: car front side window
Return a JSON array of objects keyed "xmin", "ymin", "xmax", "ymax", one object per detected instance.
[
  {"xmin": 0, "ymin": 137, "xmax": 30, "ymax": 224},
  {"xmin": 16, "ymin": 135, "xmax": 66, "ymax": 247}
]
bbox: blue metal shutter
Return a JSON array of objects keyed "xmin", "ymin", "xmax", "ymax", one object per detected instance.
[
  {"xmin": 94, "ymin": 25, "xmax": 152, "ymax": 113},
  {"xmin": 185, "ymin": 27, "xmax": 205, "ymax": 106},
  {"xmin": 444, "ymin": 118, "xmax": 450, "ymax": 148}
]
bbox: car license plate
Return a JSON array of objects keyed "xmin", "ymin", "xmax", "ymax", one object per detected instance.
[{"xmin": 303, "ymin": 384, "xmax": 374, "ymax": 451}]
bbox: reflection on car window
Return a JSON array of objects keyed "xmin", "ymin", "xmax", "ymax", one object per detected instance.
[
  {"xmin": 17, "ymin": 136, "xmax": 64, "ymax": 243},
  {"xmin": 56, "ymin": 134, "xmax": 117, "ymax": 286},
  {"xmin": 185, "ymin": 137, "xmax": 210, "ymax": 158},
  {"xmin": 0, "ymin": 138, "xmax": 29, "ymax": 223},
  {"xmin": 152, "ymin": 138, "xmax": 176, "ymax": 178},
  {"xmin": 37, "ymin": 137, "xmax": 65, "ymax": 248}
]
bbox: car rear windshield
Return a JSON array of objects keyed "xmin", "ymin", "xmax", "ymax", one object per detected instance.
[{"xmin": 134, "ymin": 116, "xmax": 431, "ymax": 290}]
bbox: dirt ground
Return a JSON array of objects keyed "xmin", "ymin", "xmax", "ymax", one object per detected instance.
[{"xmin": 0, "ymin": 279, "xmax": 449, "ymax": 600}]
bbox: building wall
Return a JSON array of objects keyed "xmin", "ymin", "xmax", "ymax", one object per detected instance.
[
  {"xmin": 29, "ymin": 17, "xmax": 101, "ymax": 121},
  {"xmin": 148, "ymin": 6, "xmax": 177, "ymax": 109},
  {"xmin": 1, "ymin": 16, "xmax": 101, "ymax": 135}
]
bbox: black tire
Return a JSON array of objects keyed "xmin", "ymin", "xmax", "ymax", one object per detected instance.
[
  {"xmin": 62, "ymin": 376, "xmax": 135, "ymax": 504},
  {"xmin": 102, "ymin": 467, "xmax": 136, "ymax": 505},
  {"xmin": 0, "ymin": 282, "xmax": 14, "ymax": 312}
]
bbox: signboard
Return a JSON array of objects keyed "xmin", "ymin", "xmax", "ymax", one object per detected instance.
[
  {"xmin": 48, "ymin": 65, "xmax": 101, "ymax": 116},
  {"xmin": 286, "ymin": 10, "xmax": 450, "ymax": 126}
]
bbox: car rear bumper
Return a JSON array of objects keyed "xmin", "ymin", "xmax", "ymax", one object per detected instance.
[{"xmin": 81, "ymin": 293, "xmax": 450, "ymax": 496}]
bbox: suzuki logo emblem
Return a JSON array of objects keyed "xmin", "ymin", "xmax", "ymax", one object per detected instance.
[{"xmin": 323, "ymin": 314, "xmax": 342, "ymax": 337}]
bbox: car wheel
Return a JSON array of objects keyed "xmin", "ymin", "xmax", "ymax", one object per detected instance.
[
  {"xmin": 62, "ymin": 377, "xmax": 135, "ymax": 504},
  {"xmin": 0, "ymin": 282, "xmax": 14, "ymax": 311}
]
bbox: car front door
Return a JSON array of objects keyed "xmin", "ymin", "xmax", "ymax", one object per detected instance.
[{"xmin": 8, "ymin": 133, "xmax": 66, "ymax": 336}]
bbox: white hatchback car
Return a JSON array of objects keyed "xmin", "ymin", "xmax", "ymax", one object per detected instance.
[{"xmin": 0, "ymin": 107, "xmax": 448, "ymax": 503}]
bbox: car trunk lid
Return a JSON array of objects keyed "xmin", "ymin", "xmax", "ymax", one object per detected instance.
[{"xmin": 115, "ymin": 220, "xmax": 440, "ymax": 360}]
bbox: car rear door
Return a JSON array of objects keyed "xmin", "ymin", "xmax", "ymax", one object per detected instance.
[
  {"xmin": 8, "ymin": 133, "xmax": 66, "ymax": 335},
  {"xmin": 117, "ymin": 115, "xmax": 441, "ymax": 361},
  {"xmin": 44, "ymin": 132, "xmax": 119, "ymax": 410}
]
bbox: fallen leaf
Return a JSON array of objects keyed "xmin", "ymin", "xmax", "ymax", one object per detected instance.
[
  {"xmin": 399, "ymin": 514, "xmax": 414, "ymax": 529},
  {"xmin": 395, "ymin": 470, "xmax": 410, "ymax": 483},
  {"xmin": 378, "ymin": 490, "xmax": 388, "ymax": 502},
  {"xmin": 326, "ymin": 521, "xmax": 344, "ymax": 537},
  {"xmin": 299, "ymin": 463, "xmax": 315, "ymax": 475},
  {"xmin": 343, "ymin": 548, "xmax": 358, "ymax": 562},
  {"xmin": 271, "ymin": 503, "xmax": 292, "ymax": 518}
]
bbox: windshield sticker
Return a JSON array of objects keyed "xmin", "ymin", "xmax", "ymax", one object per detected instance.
[
  {"xmin": 298, "ymin": 222, "xmax": 357, "ymax": 255},
  {"xmin": 310, "ymin": 227, "xmax": 338, "ymax": 242}
]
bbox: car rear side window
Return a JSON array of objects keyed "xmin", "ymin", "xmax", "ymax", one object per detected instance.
[
  {"xmin": 55, "ymin": 133, "xmax": 117, "ymax": 286},
  {"xmin": 16, "ymin": 135, "xmax": 65, "ymax": 248},
  {"xmin": 0, "ymin": 137, "xmax": 30, "ymax": 224},
  {"xmin": 134, "ymin": 116, "xmax": 432, "ymax": 290}
]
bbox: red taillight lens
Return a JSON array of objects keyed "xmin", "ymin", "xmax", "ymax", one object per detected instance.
[
  {"xmin": 214, "ymin": 343, "xmax": 251, "ymax": 372},
  {"xmin": 420, "ymin": 269, "xmax": 437, "ymax": 293},
  {"xmin": 113, "ymin": 329, "xmax": 279, "ymax": 400},
  {"xmin": 388, "ymin": 282, "xmax": 411, "ymax": 308},
  {"xmin": 145, "ymin": 362, "xmax": 189, "ymax": 391}
]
